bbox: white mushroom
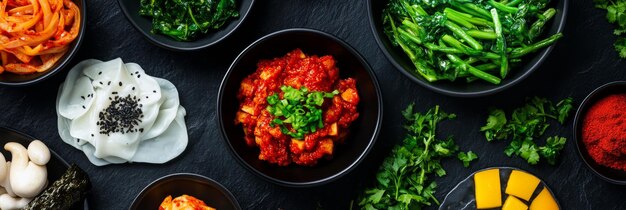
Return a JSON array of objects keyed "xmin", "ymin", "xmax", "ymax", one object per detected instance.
[
  {"xmin": 0, "ymin": 194, "xmax": 31, "ymax": 210},
  {"xmin": 4, "ymin": 142, "xmax": 47, "ymax": 198},
  {"xmin": 0, "ymin": 153, "xmax": 6, "ymax": 182},
  {"xmin": 0, "ymin": 161, "xmax": 15, "ymax": 197},
  {"xmin": 27, "ymin": 140, "xmax": 50, "ymax": 166}
]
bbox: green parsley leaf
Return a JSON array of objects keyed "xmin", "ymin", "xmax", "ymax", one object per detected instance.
[
  {"xmin": 480, "ymin": 109, "xmax": 508, "ymax": 141},
  {"xmin": 457, "ymin": 151, "xmax": 478, "ymax": 167},
  {"xmin": 358, "ymin": 104, "xmax": 467, "ymax": 209},
  {"xmin": 539, "ymin": 136, "xmax": 567, "ymax": 165},
  {"xmin": 616, "ymin": 38, "xmax": 626, "ymax": 58},
  {"xmin": 556, "ymin": 97, "xmax": 573, "ymax": 124},
  {"xmin": 596, "ymin": 0, "xmax": 626, "ymax": 58},
  {"xmin": 480, "ymin": 97, "xmax": 573, "ymax": 165},
  {"xmin": 519, "ymin": 140, "xmax": 540, "ymax": 165}
]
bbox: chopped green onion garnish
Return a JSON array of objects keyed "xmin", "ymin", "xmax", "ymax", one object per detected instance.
[{"xmin": 266, "ymin": 85, "xmax": 339, "ymax": 140}]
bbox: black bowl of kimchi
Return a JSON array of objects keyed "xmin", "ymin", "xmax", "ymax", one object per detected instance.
[
  {"xmin": 217, "ymin": 28, "xmax": 383, "ymax": 187},
  {"xmin": 367, "ymin": 0, "xmax": 568, "ymax": 97},
  {"xmin": 130, "ymin": 173, "xmax": 241, "ymax": 210},
  {"xmin": 118, "ymin": 0, "xmax": 255, "ymax": 51}
]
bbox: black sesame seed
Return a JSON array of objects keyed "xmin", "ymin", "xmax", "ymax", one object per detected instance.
[
  {"xmin": 98, "ymin": 71, "xmax": 102, "ymax": 75},
  {"xmin": 96, "ymin": 94, "xmax": 144, "ymax": 136},
  {"xmin": 81, "ymin": 96, "xmax": 85, "ymax": 100},
  {"xmin": 153, "ymin": 90, "xmax": 156, "ymax": 93},
  {"xmin": 112, "ymin": 92, "xmax": 118, "ymax": 95},
  {"xmin": 137, "ymin": 75, "xmax": 141, "ymax": 78},
  {"xmin": 146, "ymin": 96, "xmax": 149, "ymax": 99},
  {"xmin": 99, "ymin": 81, "xmax": 103, "ymax": 85},
  {"xmin": 82, "ymin": 105, "xmax": 85, "ymax": 109},
  {"xmin": 119, "ymin": 82, "xmax": 122, "ymax": 86},
  {"xmin": 108, "ymin": 81, "xmax": 111, "ymax": 85},
  {"xmin": 132, "ymin": 87, "xmax": 136, "ymax": 91},
  {"xmin": 91, "ymin": 134, "xmax": 94, "ymax": 137}
]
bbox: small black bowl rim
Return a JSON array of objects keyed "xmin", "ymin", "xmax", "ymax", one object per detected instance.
[
  {"xmin": 0, "ymin": 126, "xmax": 90, "ymax": 209},
  {"xmin": 366, "ymin": 0, "xmax": 569, "ymax": 97},
  {"xmin": 117, "ymin": 0, "xmax": 255, "ymax": 51},
  {"xmin": 573, "ymin": 81, "xmax": 626, "ymax": 185},
  {"xmin": 217, "ymin": 28, "xmax": 383, "ymax": 187},
  {"xmin": 129, "ymin": 173, "xmax": 241, "ymax": 210},
  {"xmin": 0, "ymin": 0, "xmax": 86, "ymax": 86}
]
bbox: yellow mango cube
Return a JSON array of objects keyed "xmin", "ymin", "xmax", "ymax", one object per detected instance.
[
  {"xmin": 530, "ymin": 188, "xmax": 559, "ymax": 210},
  {"xmin": 502, "ymin": 196, "xmax": 528, "ymax": 210},
  {"xmin": 474, "ymin": 168, "xmax": 502, "ymax": 209},
  {"xmin": 505, "ymin": 170, "xmax": 541, "ymax": 201}
]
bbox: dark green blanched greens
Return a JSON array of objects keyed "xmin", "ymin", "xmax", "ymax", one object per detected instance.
[
  {"xmin": 355, "ymin": 105, "xmax": 474, "ymax": 210},
  {"xmin": 139, "ymin": 0, "xmax": 239, "ymax": 41},
  {"xmin": 383, "ymin": 0, "xmax": 563, "ymax": 84}
]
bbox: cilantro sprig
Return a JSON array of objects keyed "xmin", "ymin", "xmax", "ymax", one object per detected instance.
[
  {"xmin": 266, "ymin": 85, "xmax": 338, "ymax": 139},
  {"xmin": 358, "ymin": 104, "xmax": 471, "ymax": 209},
  {"xmin": 457, "ymin": 151, "xmax": 478, "ymax": 167},
  {"xmin": 595, "ymin": 0, "xmax": 626, "ymax": 58},
  {"xmin": 480, "ymin": 97, "xmax": 573, "ymax": 165}
]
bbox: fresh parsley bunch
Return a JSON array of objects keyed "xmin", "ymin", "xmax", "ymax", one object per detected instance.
[
  {"xmin": 595, "ymin": 0, "xmax": 626, "ymax": 58},
  {"xmin": 358, "ymin": 105, "xmax": 473, "ymax": 210},
  {"xmin": 480, "ymin": 97, "xmax": 573, "ymax": 165}
]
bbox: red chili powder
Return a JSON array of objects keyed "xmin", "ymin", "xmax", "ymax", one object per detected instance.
[{"xmin": 582, "ymin": 93, "xmax": 626, "ymax": 171}]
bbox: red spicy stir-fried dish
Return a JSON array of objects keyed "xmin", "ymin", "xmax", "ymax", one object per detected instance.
[{"xmin": 235, "ymin": 49, "xmax": 360, "ymax": 166}]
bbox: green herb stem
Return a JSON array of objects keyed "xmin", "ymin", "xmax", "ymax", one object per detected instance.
[
  {"xmin": 445, "ymin": 21, "xmax": 484, "ymax": 50},
  {"xmin": 511, "ymin": 33, "xmax": 563, "ymax": 58},
  {"xmin": 489, "ymin": 0, "xmax": 519, "ymax": 13},
  {"xmin": 467, "ymin": 30, "xmax": 497, "ymax": 39}
]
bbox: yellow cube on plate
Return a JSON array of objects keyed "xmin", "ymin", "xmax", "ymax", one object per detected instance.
[
  {"xmin": 505, "ymin": 170, "xmax": 541, "ymax": 201},
  {"xmin": 502, "ymin": 195, "xmax": 528, "ymax": 210},
  {"xmin": 530, "ymin": 188, "xmax": 559, "ymax": 210},
  {"xmin": 474, "ymin": 168, "xmax": 502, "ymax": 209}
]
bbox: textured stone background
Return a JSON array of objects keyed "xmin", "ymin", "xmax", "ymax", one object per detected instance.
[{"xmin": 0, "ymin": 0, "xmax": 625, "ymax": 209}]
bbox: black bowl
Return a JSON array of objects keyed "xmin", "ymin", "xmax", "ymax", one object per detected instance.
[
  {"xmin": 130, "ymin": 173, "xmax": 241, "ymax": 210},
  {"xmin": 118, "ymin": 0, "xmax": 255, "ymax": 51},
  {"xmin": 367, "ymin": 0, "xmax": 568, "ymax": 97},
  {"xmin": 0, "ymin": 0, "xmax": 86, "ymax": 86},
  {"xmin": 0, "ymin": 126, "xmax": 89, "ymax": 209},
  {"xmin": 573, "ymin": 81, "xmax": 626, "ymax": 185},
  {"xmin": 217, "ymin": 28, "xmax": 383, "ymax": 187}
]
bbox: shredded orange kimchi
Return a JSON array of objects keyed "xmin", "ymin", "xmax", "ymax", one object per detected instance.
[{"xmin": 0, "ymin": 0, "xmax": 80, "ymax": 74}]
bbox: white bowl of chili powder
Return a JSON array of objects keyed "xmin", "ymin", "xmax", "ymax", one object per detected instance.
[{"xmin": 574, "ymin": 81, "xmax": 626, "ymax": 185}]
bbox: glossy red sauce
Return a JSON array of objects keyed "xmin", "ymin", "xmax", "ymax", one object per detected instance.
[{"xmin": 236, "ymin": 49, "xmax": 360, "ymax": 166}]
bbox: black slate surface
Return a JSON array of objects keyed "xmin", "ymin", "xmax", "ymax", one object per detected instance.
[{"xmin": 0, "ymin": 0, "xmax": 625, "ymax": 209}]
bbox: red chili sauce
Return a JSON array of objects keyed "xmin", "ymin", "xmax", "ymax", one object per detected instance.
[{"xmin": 235, "ymin": 49, "xmax": 360, "ymax": 166}]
